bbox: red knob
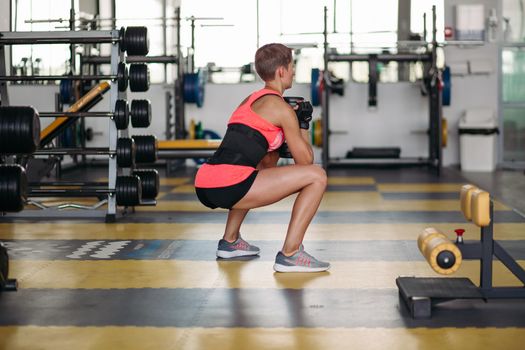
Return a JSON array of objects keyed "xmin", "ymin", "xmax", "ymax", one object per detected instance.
[{"xmin": 455, "ymin": 229, "xmax": 465, "ymax": 236}]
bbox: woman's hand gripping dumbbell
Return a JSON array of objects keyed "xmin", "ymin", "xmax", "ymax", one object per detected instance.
[{"xmin": 279, "ymin": 97, "xmax": 313, "ymax": 158}]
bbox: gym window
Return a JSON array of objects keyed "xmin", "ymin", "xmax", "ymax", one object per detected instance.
[
  {"xmin": 182, "ymin": 0, "xmax": 444, "ymax": 84},
  {"xmin": 10, "ymin": 0, "xmax": 78, "ymax": 77},
  {"xmin": 9, "ymin": 0, "xmax": 445, "ymax": 85},
  {"xmin": 115, "ymin": 0, "xmax": 172, "ymax": 84}
]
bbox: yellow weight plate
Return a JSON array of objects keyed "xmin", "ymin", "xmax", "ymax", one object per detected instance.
[
  {"xmin": 442, "ymin": 117, "xmax": 448, "ymax": 148},
  {"xmin": 313, "ymin": 119, "xmax": 322, "ymax": 147},
  {"xmin": 311, "ymin": 117, "xmax": 315, "ymax": 145},
  {"xmin": 189, "ymin": 119, "xmax": 196, "ymax": 140}
]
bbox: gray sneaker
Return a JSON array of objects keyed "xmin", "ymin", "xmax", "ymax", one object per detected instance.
[
  {"xmin": 273, "ymin": 245, "xmax": 330, "ymax": 272},
  {"xmin": 216, "ymin": 236, "xmax": 260, "ymax": 258}
]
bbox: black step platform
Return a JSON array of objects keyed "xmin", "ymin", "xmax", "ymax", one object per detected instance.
[
  {"xmin": 346, "ymin": 147, "xmax": 401, "ymax": 159},
  {"xmin": 396, "ymin": 277, "xmax": 482, "ymax": 319}
]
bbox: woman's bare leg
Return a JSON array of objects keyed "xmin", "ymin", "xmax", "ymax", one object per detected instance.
[
  {"xmin": 223, "ymin": 209, "xmax": 249, "ymax": 242},
  {"xmin": 233, "ymin": 164, "xmax": 327, "ymax": 256},
  {"xmin": 222, "ymin": 151, "xmax": 280, "ymax": 243}
]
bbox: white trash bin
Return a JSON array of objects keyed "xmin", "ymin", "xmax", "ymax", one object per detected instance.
[{"xmin": 459, "ymin": 109, "xmax": 499, "ymax": 172}]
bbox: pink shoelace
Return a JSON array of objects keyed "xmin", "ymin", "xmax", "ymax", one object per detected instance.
[
  {"xmin": 232, "ymin": 240, "xmax": 249, "ymax": 250},
  {"xmin": 297, "ymin": 253, "xmax": 311, "ymax": 267}
]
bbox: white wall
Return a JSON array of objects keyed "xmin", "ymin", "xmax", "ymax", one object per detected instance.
[
  {"xmin": 325, "ymin": 82, "xmax": 429, "ymax": 159},
  {"xmin": 79, "ymin": 0, "xmax": 98, "ymax": 15},
  {"xmin": 8, "ymin": 85, "xmax": 57, "ymax": 130}
]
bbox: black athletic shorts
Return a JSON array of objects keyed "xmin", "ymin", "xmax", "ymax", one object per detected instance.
[{"xmin": 195, "ymin": 170, "xmax": 258, "ymax": 209}]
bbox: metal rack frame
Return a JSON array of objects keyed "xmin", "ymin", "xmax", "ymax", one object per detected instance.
[{"xmin": 320, "ymin": 6, "xmax": 443, "ymax": 175}]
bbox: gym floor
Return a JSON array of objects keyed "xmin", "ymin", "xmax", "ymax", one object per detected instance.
[{"xmin": 0, "ymin": 165, "xmax": 524, "ymax": 349}]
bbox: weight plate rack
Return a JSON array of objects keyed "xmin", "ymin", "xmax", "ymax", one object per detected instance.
[{"xmin": 0, "ymin": 26, "xmax": 157, "ymax": 222}]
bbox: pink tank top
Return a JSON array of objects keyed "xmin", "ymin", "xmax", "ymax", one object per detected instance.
[{"xmin": 195, "ymin": 88, "xmax": 284, "ymax": 188}]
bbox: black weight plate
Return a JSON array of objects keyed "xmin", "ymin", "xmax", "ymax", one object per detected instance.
[
  {"xmin": 118, "ymin": 63, "xmax": 128, "ymax": 92},
  {"xmin": 0, "ymin": 164, "xmax": 27, "ymax": 212},
  {"xmin": 119, "ymin": 27, "xmax": 127, "ymax": 52},
  {"xmin": 116, "ymin": 137, "xmax": 135, "ymax": 168},
  {"xmin": 114, "ymin": 99, "xmax": 130, "ymax": 130},
  {"xmin": 0, "ymin": 106, "xmax": 40, "ymax": 154},
  {"xmin": 11, "ymin": 107, "xmax": 22, "ymax": 153},
  {"xmin": 14, "ymin": 107, "xmax": 37, "ymax": 153},
  {"xmin": 130, "ymin": 99, "xmax": 152, "ymax": 128},
  {"xmin": 116, "ymin": 175, "xmax": 142, "ymax": 206},
  {"xmin": 132, "ymin": 135, "xmax": 158, "ymax": 163},
  {"xmin": 132, "ymin": 169, "xmax": 159, "ymax": 199},
  {"xmin": 125, "ymin": 26, "xmax": 149, "ymax": 56},
  {"xmin": 129, "ymin": 64, "xmax": 150, "ymax": 92}
]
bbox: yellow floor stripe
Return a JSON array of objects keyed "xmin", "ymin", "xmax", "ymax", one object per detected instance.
[
  {"xmin": 160, "ymin": 177, "xmax": 193, "ymax": 186},
  {"xmin": 378, "ymin": 183, "xmax": 468, "ymax": 192},
  {"xmin": 1, "ymin": 223, "xmax": 524, "ymax": 240},
  {"xmin": 0, "ymin": 326, "xmax": 525, "ymax": 350},
  {"xmin": 169, "ymin": 184, "xmax": 196, "ymax": 193},
  {"xmin": 11, "ymin": 260, "xmax": 525, "ymax": 289},
  {"xmin": 1, "ymin": 326, "xmax": 524, "ymax": 350},
  {"xmin": 327, "ymin": 177, "xmax": 376, "ymax": 185}
]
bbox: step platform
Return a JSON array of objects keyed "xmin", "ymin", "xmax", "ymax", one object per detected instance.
[
  {"xmin": 346, "ymin": 147, "xmax": 401, "ymax": 159},
  {"xmin": 396, "ymin": 277, "xmax": 482, "ymax": 319}
]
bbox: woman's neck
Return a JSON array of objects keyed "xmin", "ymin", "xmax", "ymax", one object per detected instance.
[{"xmin": 263, "ymin": 81, "xmax": 284, "ymax": 95}]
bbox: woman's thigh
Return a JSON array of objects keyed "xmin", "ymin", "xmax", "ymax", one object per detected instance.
[{"xmin": 233, "ymin": 164, "xmax": 326, "ymax": 209}]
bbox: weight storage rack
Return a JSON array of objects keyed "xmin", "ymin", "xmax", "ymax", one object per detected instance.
[{"xmin": 0, "ymin": 27, "xmax": 155, "ymax": 222}]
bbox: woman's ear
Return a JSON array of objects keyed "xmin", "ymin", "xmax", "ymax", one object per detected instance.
[{"xmin": 277, "ymin": 66, "xmax": 285, "ymax": 78}]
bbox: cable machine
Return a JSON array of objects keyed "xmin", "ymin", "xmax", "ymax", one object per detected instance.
[{"xmin": 320, "ymin": 5, "xmax": 444, "ymax": 175}]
